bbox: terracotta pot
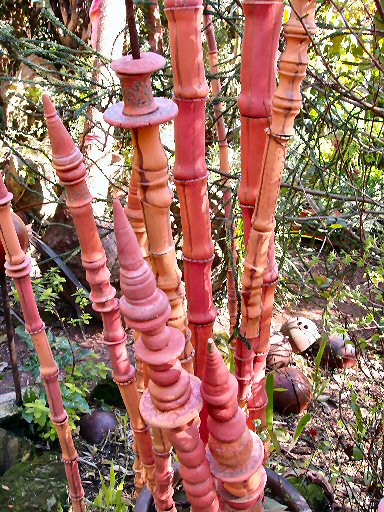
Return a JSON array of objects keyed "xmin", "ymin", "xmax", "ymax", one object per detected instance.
[
  {"xmin": 266, "ymin": 334, "xmax": 292, "ymax": 370},
  {"xmin": 321, "ymin": 333, "xmax": 357, "ymax": 369},
  {"xmin": 281, "ymin": 316, "xmax": 320, "ymax": 353},
  {"xmin": 272, "ymin": 367, "xmax": 312, "ymax": 415}
]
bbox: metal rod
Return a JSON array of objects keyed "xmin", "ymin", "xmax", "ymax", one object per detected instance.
[
  {"xmin": 125, "ymin": 0, "xmax": 141, "ymax": 59},
  {"xmin": 0, "ymin": 269, "xmax": 22, "ymax": 405}
]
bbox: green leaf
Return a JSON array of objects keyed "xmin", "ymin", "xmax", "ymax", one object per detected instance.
[
  {"xmin": 352, "ymin": 445, "xmax": 364, "ymax": 461},
  {"xmin": 288, "ymin": 413, "xmax": 311, "ymax": 452},
  {"xmin": 265, "ymin": 372, "xmax": 274, "ymax": 430}
]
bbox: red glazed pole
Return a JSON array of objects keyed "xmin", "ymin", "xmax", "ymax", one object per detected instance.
[
  {"xmin": 202, "ymin": 340, "xmax": 266, "ymax": 511},
  {"xmin": 235, "ymin": 0, "xmax": 284, "ymax": 409},
  {"xmin": 114, "ymin": 200, "xmax": 220, "ymax": 512},
  {"xmin": 240, "ymin": 0, "xmax": 317, "ymax": 422},
  {"xmin": 164, "ymin": 0, "xmax": 216, "ymax": 380},
  {"xmin": 0, "ymin": 176, "xmax": 86, "ymax": 512},
  {"xmin": 204, "ymin": 11, "xmax": 238, "ymax": 336},
  {"xmin": 42, "ymin": 95, "xmax": 156, "ymax": 494}
]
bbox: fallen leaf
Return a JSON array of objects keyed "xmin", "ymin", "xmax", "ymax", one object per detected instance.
[{"xmin": 264, "ymin": 496, "xmax": 288, "ymax": 511}]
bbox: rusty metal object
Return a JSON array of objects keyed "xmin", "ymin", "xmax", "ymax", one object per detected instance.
[{"xmin": 321, "ymin": 333, "xmax": 357, "ymax": 369}]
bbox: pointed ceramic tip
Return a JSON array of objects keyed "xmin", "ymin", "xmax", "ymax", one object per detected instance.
[
  {"xmin": 207, "ymin": 338, "xmax": 217, "ymax": 353},
  {"xmin": 42, "ymin": 94, "xmax": 78, "ymax": 160},
  {"xmin": 113, "ymin": 198, "xmax": 144, "ymax": 271},
  {"xmin": 42, "ymin": 93, "xmax": 57, "ymax": 119},
  {"xmin": 0, "ymin": 173, "xmax": 12, "ymax": 204}
]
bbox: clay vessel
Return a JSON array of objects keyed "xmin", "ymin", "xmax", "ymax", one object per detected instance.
[
  {"xmin": 321, "ymin": 333, "xmax": 357, "ymax": 369},
  {"xmin": 266, "ymin": 334, "xmax": 292, "ymax": 370},
  {"xmin": 79, "ymin": 410, "xmax": 118, "ymax": 445},
  {"xmin": 272, "ymin": 367, "xmax": 312, "ymax": 415},
  {"xmin": 281, "ymin": 317, "xmax": 320, "ymax": 354}
]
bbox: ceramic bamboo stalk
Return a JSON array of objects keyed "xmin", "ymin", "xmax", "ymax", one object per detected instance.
[
  {"xmin": 164, "ymin": 0, "xmax": 216, "ymax": 379},
  {"xmin": 235, "ymin": 0, "xmax": 284, "ymax": 408},
  {"xmin": 247, "ymin": 233, "xmax": 278, "ymax": 428},
  {"xmin": 42, "ymin": 94, "xmax": 156, "ymax": 494},
  {"xmin": 104, "ymin": 53, "xmax": 194, "ymax": 509},
  {"xmin": 0, "ymin": 175, "xmax": 85, "ymax": 512},
  {"xmin": 125, "ymin": 169, "xmax": 150, "ymax": 405},
  {"xmin": 125, "ymin": 167, "xmax": 150, "ymax": 265},
  {"xmin": 202, "ymin": 340, "xmax": 266, "ymax": 511},
  {"xmin": 204, "ymin": 11, "xmax": 238, "ymax": 335},
  {"xmin": 114, "ymin": 200, "xmax": 220, "ymax": 512},
  {"xmin": 240, "ymin": 0, "xmax": 317, "ymax": 422},
  {"xmin": 142, "ymin": 0, "xmax": 163, "ymax": 54},
  {"xmin": 104, "ymin": 52, "xmax": 194, "ymax": 375}
]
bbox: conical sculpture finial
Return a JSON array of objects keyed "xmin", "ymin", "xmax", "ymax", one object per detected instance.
[
  {"xmin": 114, "ymin": 199, "xmax": 220, "ymax": 511},
  {"xmin": 202, "ymin": 340, "xmax": 266, "ymax": 511},
  {"xmin": 42, "ymin": 94, "xmax": 84, "ymax": 171},
  {"xmin": 44, "ymin": 99, "xmax": 156, "ymax": 494}
]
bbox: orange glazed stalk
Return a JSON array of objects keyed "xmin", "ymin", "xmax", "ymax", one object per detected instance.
[
  {"xmin": 114, "ymin": 200, "xmax": 220, "ymax": 512},
  {"xmin": 235, "ymin": 0, "xmax": 284, "ymax": 410},
  {"xmin": 0, "ymin": 175, "xmax": 85, "ymax": 512},
  {"xmin": 164, "ymin": 0, "xmax": 216, "ymax": 380},
  {"xmin": 105, "ymin": 53, "xmax": 194, "ymax": 376},
  {"xmin": 42, "ymin": 95, "xmax": 156, "ymax": 494},
  {"xmin": 204, "ymin": 11, "xmax": 238, "ymax": 336},
  {"xmin": 240, "ymin": 0, "xmax": 317, "ymax": 425},
  {"xmin": 104, "ymin": 51, "xmax": 196, "ymax": 509}
]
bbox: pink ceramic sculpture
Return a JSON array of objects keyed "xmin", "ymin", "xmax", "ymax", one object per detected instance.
[
  {"xmin": 164, "ymin": 0, "xmax": 216, "ymax": 380},
  {"xmin": 114, "ymin": 199, "xmax": 220, "ymax": 512},
  {"xmin": 0, "ymin": 175, "xmax": 85, "ymax": 512},
  {"xmin": 43, "ymin": 94, "xmax": 156, "ymax": 493},
  {"xmin": 235, "ymin": 0, "xmax": 284, "ymax": 410},
  {"xmin": 202, "ymin": 340, "xmax": 266, "ymax": 511}
]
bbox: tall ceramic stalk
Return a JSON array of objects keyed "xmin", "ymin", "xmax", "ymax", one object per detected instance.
[
  {"xmin": 125, "ymin": 169, "xmax": 150, "ymax": 407},
  {"xmin": 164, "ymin": 0, "xmax": 216, "ymax": 379},
  {"xmin": 114, "ymin": 200, "xmax": 220, "ymax": 512},
  {"xmin": 240, "ymin": 0, "xmax": 317, "ymax": 425},
  {"xmin": 235, "ymin": 0, "xmax": 284, "ymax": 409},
  {"xmin": 204, "ymin": 11, "xmax": 238, "ymax": 335},
  {"xmin": 202, "ymin": 340, "xmax": 266, "ymax": 510},
  {"xmin": 42, "ymin": 95, "xmax": 156, "ymax": 494},
  {"xmin": 0, "ymin": 176, "xmax": 85, "ymax": 512},
  {"xmin": 104, "ymin": 51, "xmax": 196, "ymax": 510}
]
